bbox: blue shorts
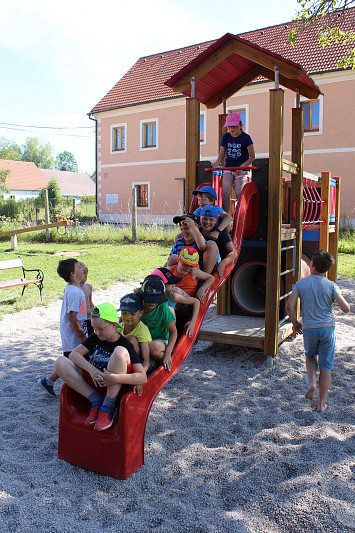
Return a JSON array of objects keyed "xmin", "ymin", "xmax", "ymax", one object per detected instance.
[{"xmin": 303, "ymin": 326, "xmax": 336, "ymax": 371}]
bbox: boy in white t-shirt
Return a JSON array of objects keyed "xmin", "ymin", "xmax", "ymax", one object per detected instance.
[{"xmin": 38, "ymin": 258, "xmax": 87, "ymax": 397}]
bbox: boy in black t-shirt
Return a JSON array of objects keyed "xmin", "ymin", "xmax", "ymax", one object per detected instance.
[{"xmin": 55, "ymin": 302, "xmax": 146, "ymax": 431}]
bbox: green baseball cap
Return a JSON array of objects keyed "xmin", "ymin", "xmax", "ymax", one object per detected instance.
[{"xmin": 91, "ymin": 302, "xmax": 118, "ymax": 323}]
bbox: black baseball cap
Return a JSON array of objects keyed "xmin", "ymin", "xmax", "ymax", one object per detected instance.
[
  {"xmin": 172, "ymin": 213, "xmax": 199, "ymax": 225},
  {"xmin": 141, "ymin": 275, "xmax": 166, "ymax": 304}
]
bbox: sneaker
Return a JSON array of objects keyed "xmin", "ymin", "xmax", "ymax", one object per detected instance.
[
  {"xmin": 94, "ymin": 409, "xmax": 117, "ymax": 432},
  {"xmin": 37, "ymin": 378, "xmax": 56, "ymax": 398},
  {"xmin": 84, "ymin": 405, "xmax": 100, "ymax": 426}
]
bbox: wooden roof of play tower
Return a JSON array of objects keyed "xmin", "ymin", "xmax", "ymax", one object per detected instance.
[{"xmin": 165, "ymin": 33, "xmax": 322, "ymax": 107}]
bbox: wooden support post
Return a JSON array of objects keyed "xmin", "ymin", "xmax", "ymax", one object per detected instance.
[
  {"xmin": 132, "ymin": 187, "xmax": 137, "ymax": 243},
  {"xmin": 44, "ymin": 189, "xmax": 50, "ymax": 242},
  {"xmin": 185, "ymin": 98, "xmax": 200, "ymax": 212},
  {"xmin": 319, "ymin": 172, "xmax": 331, "ymax": 268},
  {"xmin": 328, "ymin": 177, "xmax": 341, "ymax": 282},
  {"xmin": 291, "ymin": 106, "xmax": 304, "ymax": 285},
  {"xmin": 216, "ymin": 113, "xmax": 229, "ymax": 315},
  {"xmin": 264, "ymin": 88, "xmax": 284, "ymax": 359}
]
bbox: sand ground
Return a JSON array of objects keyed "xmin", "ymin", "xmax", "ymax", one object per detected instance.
[{"xmin": 0, "ymin": 278, "xmax": 354, "ymax": 533}]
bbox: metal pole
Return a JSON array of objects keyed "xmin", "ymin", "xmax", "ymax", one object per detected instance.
[
  {"xmin": 274, "ymin": 66, "xmax": 279, "ymax": 89},
  {"xmin": 44, "ymin": 189, "xmax": 50, "ymax": 242},
  {"xmin": 223, "ymin": 97, "xmax": 227, "ymax": 114},
  {"xmin": 295, "ymin": 88, "xmax": 300, "ymax": 108},
  {"xmin": 190, "ymin": 77, "xmax": 195, "ymax": 98},
  {"xmin": 132, "ymin": 187, "xmax": 137, "ymax": 243}
]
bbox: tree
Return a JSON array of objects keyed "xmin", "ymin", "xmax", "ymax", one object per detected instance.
[
  {"xmin": 21, "ymin": 137, "xmax": 54, "ymax": 169},
  {"xmin": 289, "ymin": 1, "xmax": 355, "ymax": 69},
  {"xmin": 55, "ymin": 151, "xmax": 78, "ymax": 172},
  {"xmin": 0, "ymin": 168, "xmax": 10, "ymax": 193},
  {"xmin": 37, "ymin": 178, "xmax": 62, "ymax": 214},
  {"xmin": 0, "ymin": 138, "xmax": 21, "ymax": 161}
]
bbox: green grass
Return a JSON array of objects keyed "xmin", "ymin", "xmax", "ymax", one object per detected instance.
[
  {"xmin": 0, "ymin": 242, "xmax": 171, "ymax": 317},
  {"xmin": 338, "ymin": 228, "xmax": 355, "ymax": 254},
  {"xmin": 337, "ymin": 253, "xmax": 355, "ymax": 278}
]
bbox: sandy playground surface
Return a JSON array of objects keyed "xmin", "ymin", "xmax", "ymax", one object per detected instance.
[{"xmin": 0, "ymin": 277, "xmax": 354, "ymax": 533}]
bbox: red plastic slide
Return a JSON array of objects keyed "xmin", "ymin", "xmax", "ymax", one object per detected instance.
[{"xmin": 58, "ymin": 181, "xmax": 259, "ymax": 479}]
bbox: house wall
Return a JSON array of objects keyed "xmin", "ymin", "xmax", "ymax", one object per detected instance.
[
  {"xmin": 94, "ymin": 70, "xmax": 355, "ymax": 226},
  {"xmin": 3, "ymin": 190, "xmax": 40, "ymax": 201}
]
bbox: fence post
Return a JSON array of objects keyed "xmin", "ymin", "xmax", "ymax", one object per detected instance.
[
  {"xmin": 44, "ymin": 189, "xmax": 50, "ymax": 242},
  {"xmin": 132, "ymin": 187, "xmax": 137, "ymax": 243}
]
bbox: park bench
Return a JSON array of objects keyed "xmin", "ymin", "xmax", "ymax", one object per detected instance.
[{"xmin": 0, "ymin": 256, "xmax": 44, "ymax": 299}]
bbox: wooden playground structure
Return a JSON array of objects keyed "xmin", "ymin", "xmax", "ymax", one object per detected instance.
[
  {"xmin": 166, "ymin": 32, "xmax": 341, "ymax": 366},
  {"xmin": 58, "ymin": 34, "xmax": 341, "ymax": 479}
]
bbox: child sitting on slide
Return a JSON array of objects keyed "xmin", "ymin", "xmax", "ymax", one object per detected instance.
[
  {"xmin": 136, "ymin": 275, "xmax": 178, "ymax": 373},
  {"xmin": 54, "ymin": 302, "xmax": 146, "ymax": 431},
  {"xmin": 170, "ymin": 247, "xmax": 214, "ymax": 303},
  {"xmin": 151, "ymin": 267, "xmax": 200, "ymax": 338}
]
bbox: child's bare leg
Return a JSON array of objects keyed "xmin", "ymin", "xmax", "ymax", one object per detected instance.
[
  {"xmin": 222, "ymin": 171, "xmax": 234, "ymax": 212},
  {"xmin": 54, "ymin": 356, "xmax": 94, "ymax": 399},
  {"xmin": 48, "ymin": 371, "xmax": 59, "ymax": 383},
  {"xmin": 203, "ymin": 240, "xmax": 218, "ymax": 274},
  {"xmin": 234, "ymin": 175, "xmax": 247, "ymax": 198},
  {"xmin": 305, "ymin": 356, "xmax": 317, "ymax": 400},
  {"xmin": 105, "ymin": 347, "xmax": 130, "ymax": 399},
  {"xmin": 149, "ymin": 340, "xmax": 167, "ymax": 363},
  {"xmin": 318, "ymin": 369, "xmax": 331, "ymax": 412},
  {"xmin": 167, "ymin": 254, "xmax": 178, "ymax": 267}
]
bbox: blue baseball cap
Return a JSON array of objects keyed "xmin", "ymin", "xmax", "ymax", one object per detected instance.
[
  {"xmin": 119, "ymin": 293, "xmax": 143, "ymax": 312},
  {"xmin": 192, "ymin": 186, "xmax": 217, "ymax": 200},
  {"xmin": 200, "ymin": 205, "xmax": 220, "ymax": 219}
]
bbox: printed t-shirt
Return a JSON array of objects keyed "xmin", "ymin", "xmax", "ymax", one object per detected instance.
[
  {"xmin": 60, "ymin": 284, "xmax": 87, "ymax": 352},
  {"xmin": 170, "ymin": 264, "xmax": 197, "ymax": 297},
  {"xmin": 221, "ymin": 131, "xmax": 253, "ymax": 168},
  {"xmin": 140, "ymin": 304, "xmax": 175, "ymax": 341},
  {"xmin": 293, "ymin": 275, "xmax": 341, "ymax": 328},
  {"xmin": 82, "ymin": 333, "xmax": 140, "ymax": 371}
]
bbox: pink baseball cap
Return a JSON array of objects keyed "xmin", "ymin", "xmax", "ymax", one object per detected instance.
[{"xmin": 225, "ymin": 112, "xmax": 241, "ymax": 126}]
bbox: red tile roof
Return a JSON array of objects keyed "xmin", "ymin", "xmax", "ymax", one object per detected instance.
[
  {"xmin": 40, "ymin": 169, "xmax": 95, "ymax": 197},
  {"xmin": 91, "ymin": 7, "xmax": 355, "ymax": 114},
  {"xmin": 0, "ymin": 159, "xmax": 48, "ymax": 191}
]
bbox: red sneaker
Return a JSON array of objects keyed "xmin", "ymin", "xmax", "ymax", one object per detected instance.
[
  {"xmin": 94, "ymin": 409, "xmax": 117, "ymax": 431},
  {"xmin": 84, "ymin": 405, "xmax": 100, "ymax": 426}
]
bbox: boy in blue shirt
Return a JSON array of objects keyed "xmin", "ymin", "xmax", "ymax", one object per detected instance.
[{"xmin": 286, "ymin": 250, "xmax": 350, "ymax": 412}]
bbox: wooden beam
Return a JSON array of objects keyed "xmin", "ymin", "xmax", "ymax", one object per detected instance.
[
  {"xmin": 264, "ymin": 88, "xmax": 284, "ymax": 358},
  {"xmin": 319, "ymin": 171, "xmax": 330, "ymax": 264},
  {"xmin": 205, "ymin": 66, "xmax": 262, "ymax": 109},
  {"xmin": 185, "ymin": 98, "xmax": 200, "ymax": 212},
  {"xmin": 290, "ymin": 106, "xmax": 304, "ymax": 301},
  {"xmin": 171, "ymin": 41, "xmax": 235, "ymax": 93},
  {"xmin": 328, "ymin": 177, "xmax": 340, "ymax": 282},
  {"xmin": 233, "ymin": 40, "xmax": 303, "ymax": 79},
  {"xmin": 282, "ymin": 159, "xmax": 298, "ymax": 175},
  {"xmin": 0, "ymin": 220, "xmax": 70, "ymax": 238},
  {"xmin": 258, "ymin": 66, "xmax": 320, "ymax": 100}
]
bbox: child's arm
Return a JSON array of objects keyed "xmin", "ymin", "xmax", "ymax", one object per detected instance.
[
  {"xmin": 216, "ymin": 241, "xmax": 237, "ymax": 278},
  {"xmin": 87, "ymin": 284, "xmax": 94, "ymax": 314},
  {"xmin": 101, "ymin": 361, "xmax": 147, "ymax": 386},
  {"xmin": 173, "ymin": 292, "xmax": 200, "ymax": 337},
  {"xmin": 334, "ymin": 293, "xmax": 351, "ymax": 313},
  {"xmin": 217, "ymin": 212, "xmax": 232, "ymax": 231},
  {"xmin": 68, "ymin": 311, "xmax": 87, "ymax": 343},
  {"xmin": 69, "ymin": 344, "xmax": 105, "ymax": 388},
  {"xmin": 183, "ymin": 217, "xmax": 206, "ymax": 251},
  {"xmin": 239, "ymin": 144, "xmax": 255, "ymax": 170},
  {"xmin": 140, "ymin": 342, "xmax": 150, "ymax": 373},
  {"xmin": 162, "ymin": 320, "xmax": 178, "ymax": 371},
  {"xmin": 285, "ymin": 291, "xmax": 302, "ymax": 334},
  {"xmin": 213, "ymin": 146, "xmax": 226, "ymax": 167},
  {"xmin": 194, "ymin": 269, "xmax": 215, "ymax": 303}
]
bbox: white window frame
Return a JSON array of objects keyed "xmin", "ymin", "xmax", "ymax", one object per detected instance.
[
  {"xmin": 110, "ymin": 123, "xmax": 127, "ymax": 154},
  {"xmin": 132, "ymin": 181, "xmax": 150, "ymax": 209},
  {"xmin": 226, "ymin": 104, "xmax": 250, "ymax": 133},
  {"xmin": 140, "ymin": 118, "xmax": 158, "ymax": 151},
  {"xmin": 298, "ymin": 95, "xmax": 323, "ymax": 137},
  {"xmin": 200, "ymin": 111, "xmax": 207, "ymax": 145}
]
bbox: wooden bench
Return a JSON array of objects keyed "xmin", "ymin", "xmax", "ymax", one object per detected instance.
[{"xmin": 0, "ymin": 256, "xmax": 44, "ymax": 299}]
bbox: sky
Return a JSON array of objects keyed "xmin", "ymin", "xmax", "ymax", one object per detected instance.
[{"xmin": 0, "ymin": 0, "xmax": 300, "ymax": 174}]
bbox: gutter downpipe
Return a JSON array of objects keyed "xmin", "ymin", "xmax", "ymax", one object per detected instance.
[{"xmin": 88, "ymin": 112, "xmax": 98, "ymax": 219}]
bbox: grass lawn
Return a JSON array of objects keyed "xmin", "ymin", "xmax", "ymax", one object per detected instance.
[{"xmin": 0, "ymin": 242, "xmax": 171, "ymax": 317}]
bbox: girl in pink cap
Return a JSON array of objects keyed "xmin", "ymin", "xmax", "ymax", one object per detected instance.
[{"xmin": 213, "ymin": 111, "xmax": 255, "ymax": 212}]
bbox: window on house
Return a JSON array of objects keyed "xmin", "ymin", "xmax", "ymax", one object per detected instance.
[
  {"xmin": 228, "ymin": 107, "xmax": 247, "ymax": 128},
  {"xmin": 142, "ymin": 121, "xmax": 156, "ymax": 148},
  {"xmin": 200, "ymin": 114, "xmax": 205, "ymax": 142},
  {"xmin": 112, "ymin": 125, "xmax": 126, "ymax": 151},
  {"xmin": 301, "ymin": 100, "xmax": 320, "ymax": 132},
  {"xmin": 135, "ymin": 184, "xmax": 149, "ymax": 208}
]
